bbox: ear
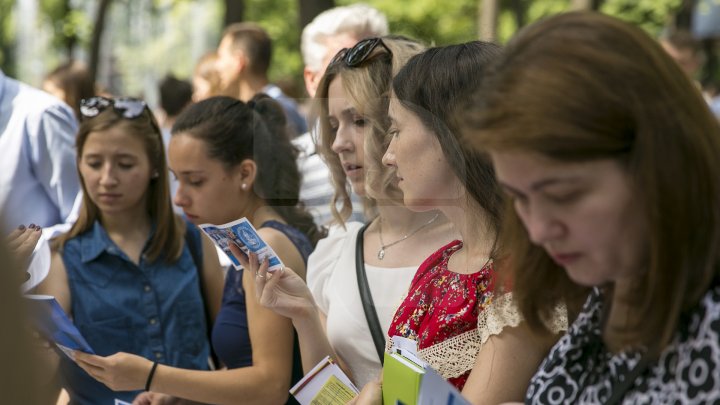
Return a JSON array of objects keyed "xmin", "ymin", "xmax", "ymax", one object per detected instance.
[
  {"xmin": 235, "ymin": 49, "xmax": 249, "ymax": 76},
  {"xmin": 233, "ymin": 159, "xmax": 257, "ymax": 192},
  {"xmin": 303, "ymin": 67, "xmax": 318, "ymax": 98}
]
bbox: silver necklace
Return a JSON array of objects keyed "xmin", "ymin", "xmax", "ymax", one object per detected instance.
[{"xmin": 377, "ymin": 213, "xmax": 440, "ymax": 260}]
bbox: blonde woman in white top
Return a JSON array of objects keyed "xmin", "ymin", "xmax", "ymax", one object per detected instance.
[{"xmin": 239, "ymin": 36, "xmax": 457, "ymax": 388}]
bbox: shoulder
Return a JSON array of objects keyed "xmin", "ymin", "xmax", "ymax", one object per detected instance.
[
  {"xmin": 307, "ymin": 222, "xmax": 364, "ymax": 301},
  {"xmin": 11, "ymin": 80, "xmax": 74, "ymax": 121},
  {"xmin": 312, "ymin": 222, "xmax": 364, "ymax": 257}
]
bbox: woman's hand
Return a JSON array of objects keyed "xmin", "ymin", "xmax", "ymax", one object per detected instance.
[
  {"xmin": 230, "ymin": 244, "xmax": 316, "ymax": 320},
  {"xmin": 348, "ymin": 378, "xmax": 382, "ymax": 405},
  {"xmin": 7, "ymin": 224, "xmax": 42, "ymax": 270},
  {"xmin": 133, "ymin": 392, "xmax": 183, "ymax": 405},
  {"xmin": 74, "ymin": 351, "xmax": 154, "ymax": 392}
]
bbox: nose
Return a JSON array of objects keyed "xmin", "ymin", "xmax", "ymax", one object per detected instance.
[
  {"xmin": 331, "ymin": 125, "xmax": 354, "ymax": 155},
  {"xmin": 382, "ymin": 136, "xmax": 397, "ymax": 167},
  {"xmin": 99, "ymin": 164, "xmax": 118, "ymax": 187},
  {"xmin": 173, "ymin": 183, "xmax": 189, "ymax": 208},
  {"xmin": 516, "ymin": 202, "xmax": 564, "ymax": 246}
]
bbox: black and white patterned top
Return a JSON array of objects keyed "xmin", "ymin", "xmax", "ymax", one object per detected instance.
[{"xmin": 526, "ymin": 284, "xmax": 720, "ymax": 404}]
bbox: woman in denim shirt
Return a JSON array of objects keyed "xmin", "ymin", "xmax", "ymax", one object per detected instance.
[{"xmin": 36, "ymin": 97, "xmax": 224, "ymax": 405}]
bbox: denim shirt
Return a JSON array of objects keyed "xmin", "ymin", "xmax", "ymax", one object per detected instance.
[{"xmin": 59, "ymin": 221, "xmax": 210, "ymax": 405}]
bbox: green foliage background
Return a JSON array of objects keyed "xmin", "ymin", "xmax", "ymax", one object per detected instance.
[{"xmin": 0, "ymin": 0, "xmax": 690, "ymax": 95}]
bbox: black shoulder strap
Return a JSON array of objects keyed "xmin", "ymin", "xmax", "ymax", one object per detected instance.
[
  {"xmin": 355, "ymin": 222, "xmax": 386, "ymax": 364},
  {"xmin": 185, "ymin": 224, "xmax": 219, "ymax": 369}
]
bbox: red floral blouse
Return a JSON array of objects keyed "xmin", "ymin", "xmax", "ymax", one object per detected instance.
[{"xmin": 387, "ymin": 240, "xmax": 495, "ymax": 389}]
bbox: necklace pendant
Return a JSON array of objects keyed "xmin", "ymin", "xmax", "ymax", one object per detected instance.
[{"xmin": 378, "ymin": 248, "xmax": 385, "ymax": 260}]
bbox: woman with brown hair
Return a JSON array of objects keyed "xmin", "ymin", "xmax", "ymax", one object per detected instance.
[
  {"xmin": 36, "ymin": 97, "xmax": 224, "ymax": 405},
  {"xmin": 466, "ymin": 11, "xmax": 720, "ymax": 403}
]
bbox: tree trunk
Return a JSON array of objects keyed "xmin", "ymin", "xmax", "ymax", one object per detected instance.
[
  {"xmin": 89, "ymin": 0, "xmax": 112, "ymax": 85},
  {"xmin": 509, "ymin": 0, "xmax": 526, "ymax": 29},
  {"xmin": 224, "ymin": 0, "xmax": 245, "ymax": 27},
  {"xmin": 479, "ymin": 0, "xmax": 499, "ymax": 41},
  {"xmin": 61, "ymin": 0, "xmax": 76, "ymax": 60},
  {"xmin": 298, "ymin": 0, "xmax": 336, "ymax": 29},
  {"xmin": 570, "ymin": 0, "xmax": 593, "ymax": 10},
  {"xmin": 675, "ymin": 0, "xmax": 697, "ymax": 29}
]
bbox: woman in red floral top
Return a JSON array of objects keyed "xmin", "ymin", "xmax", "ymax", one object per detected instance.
[{"xmin": 375, "ymin": 42, "xmax": 565, "ymax": 403}]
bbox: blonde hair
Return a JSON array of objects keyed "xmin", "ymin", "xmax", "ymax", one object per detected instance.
[{"xmin": 313, "ymin": 36, "xmax": 425, "ymax": 225}]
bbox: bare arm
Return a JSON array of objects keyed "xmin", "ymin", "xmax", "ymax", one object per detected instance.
[
  {"xmin": 461, "ymin": 322, "xmax": 558, "ymax": 405},
  {"xmin": 242, "ymin": 248, "xmax": 349, "ymax": 377},
  {"xmin": 199, "ymin": 233, "xmax": 223, "ymax": 322}
]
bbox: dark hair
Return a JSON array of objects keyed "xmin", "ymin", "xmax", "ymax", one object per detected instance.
[
  {"xmin": 43, "ymin": 60, "xmax": 95, "ymax": 120},
  {"xmin": 392, "ymin": 42, "xmax": 504, "ymax": 251},
  {"xmin": 465, "ymin": 12, "xmax": 720, "ymax": 355},
  {"xmin": 172, "ymin": 95, "xmax": 325, "ymax": 246},
  {"xmin": 222, "ymin": 22, "xmax": 272, "ymax": 77},
  {"xmin": 159, "ymin": 74, "xmax": 193, "ymax": 117},
  {"xmin": 55, "ymin": 101, "xmax": 184, "ymax": 262}
]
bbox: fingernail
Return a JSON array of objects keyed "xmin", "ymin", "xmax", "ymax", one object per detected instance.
[
  {"xmin": 36, "ymin": 226, "xmax": 42, "ymax": 232},
  {"xmin": 29, "ymin": 224, "xmax": 36, "ymax": 229},
  {"xmin": 18, "ymin": 225, "xmax": 25, "ymax": 231}
]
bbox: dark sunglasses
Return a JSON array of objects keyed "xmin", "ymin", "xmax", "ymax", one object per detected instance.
[
  {"xmin": 328, "ymin": 37, "xmax": 392, "ymax": 68},
  {"xmin": 80, "ymin": 96, "xmax": 148, "ymax": 119}
]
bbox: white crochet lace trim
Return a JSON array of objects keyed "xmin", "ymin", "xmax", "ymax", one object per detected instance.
[
  {"xmin": 479, "ymin": 293, "xmax": 569, "ymax": 340},
  {"xmin": 384, "ymin": 294, "xmax": 569, "ymax": 380}
]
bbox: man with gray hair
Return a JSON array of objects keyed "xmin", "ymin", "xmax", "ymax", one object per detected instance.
[{"xmin": 295, "ymin": 3, "xmax": 388, "ymax": 226}]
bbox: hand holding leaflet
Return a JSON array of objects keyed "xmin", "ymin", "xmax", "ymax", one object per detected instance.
[
  {"xmin": 199, "ymin": 217, "xmax": 284, "ymax": 271},
  {"xmin": 290, "ymin": 356, "xmax": 359, "ymax": 405},
  {"xmin": 24, "ymin": 294, "xmax": 94, "ymax": 361}
]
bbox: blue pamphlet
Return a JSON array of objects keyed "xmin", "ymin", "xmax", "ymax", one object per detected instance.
[
  {"xmin": 24, "ymin": 294, "xmax": 94, "ymax": 360},
  {"xmin": 199, "ymin": 217, "xmax": 284, "ymax": 271}
]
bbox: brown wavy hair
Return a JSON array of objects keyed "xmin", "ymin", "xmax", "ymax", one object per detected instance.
[{"xmin": 464, "ymin": 12, "xmax": 720, "ymax": 355}]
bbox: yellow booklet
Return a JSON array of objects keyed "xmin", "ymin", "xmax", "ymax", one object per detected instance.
[{"xmin": 290, "ymin": 356, "xmax": 358, "ymax": 405}]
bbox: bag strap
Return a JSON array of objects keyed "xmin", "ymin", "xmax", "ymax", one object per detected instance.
[
  {"xmin": 185, "ymin": 224, "xmax": 219, "ymax": 369},
  {"xmin": 356, "ymin": 222, "xmax": 386, "ymax": 364}
]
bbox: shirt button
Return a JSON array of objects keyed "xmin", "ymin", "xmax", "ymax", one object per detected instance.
[
  {"xmin": 149, "ymin": 318, "xmax": 157, "ymax": 325},
  {"xmin": 144, "ymin": 285, "xmax": 151, "ymax": 292},
  {"xmin": 155, "ymin": 352, "xmax": 163, "ymax": 359}
]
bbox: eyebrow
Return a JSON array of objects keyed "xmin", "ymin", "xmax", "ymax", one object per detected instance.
[
  {"xmin": 171, "ymin": 169, "xmax": 205, "ymax": 176},
  {"xmin": 500, "ymin": 176, "xmax": 583, "ymax": 195},
  {"xmin": 83, "ymin": 153, "xmax": 138, "ymax": 160}
]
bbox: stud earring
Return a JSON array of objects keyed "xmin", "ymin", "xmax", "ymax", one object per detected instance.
[
  {"xmin": 241, "ymin": 183, "xmax": 247, "ymax": 190},
  {"xmin": 151, "ymin": 171, "xmax": 159, "ymax": 179}
]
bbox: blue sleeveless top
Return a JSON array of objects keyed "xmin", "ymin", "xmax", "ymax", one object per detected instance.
[
  {"xmin": 211, "ymin": 221, "xmax": 313, "ymax": 400},
  {"xmin": 60, "ymin": 221, "xmax": 210, "ymax": 405}
]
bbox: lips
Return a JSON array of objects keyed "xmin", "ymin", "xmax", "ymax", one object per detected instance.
[
  {"xmin": 549, "ymin": 252, "xmax": 582, "ymax": 266},
  {"xmin": 97, "ymin": 193, "xmax": 121, "ymax": 202},
  {"xmin": 342, "ymin": 162, "xmax": 363, "ymax": 178},
  {"xmin": 184, "ymin": 211, "xmax": 199, "ymax": 221}
]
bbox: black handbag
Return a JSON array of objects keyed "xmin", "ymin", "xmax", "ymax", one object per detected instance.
[{"xmin": 355, "ymin": 222, "xmax": 386, "ymax": 364}]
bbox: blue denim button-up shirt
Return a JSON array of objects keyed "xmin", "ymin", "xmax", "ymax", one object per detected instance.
[{"xmin": 59, "ymin": 221, "xmax": 210, "ymax": 404}]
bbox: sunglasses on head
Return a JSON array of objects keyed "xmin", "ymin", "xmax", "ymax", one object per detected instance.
[
  {"xmin": 328, "ymin": 37, "xmax": 392, "ymax": 68},
  {"xmin": 80, "ymin": 97, "xmax": 148, "ymax": 120}
]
